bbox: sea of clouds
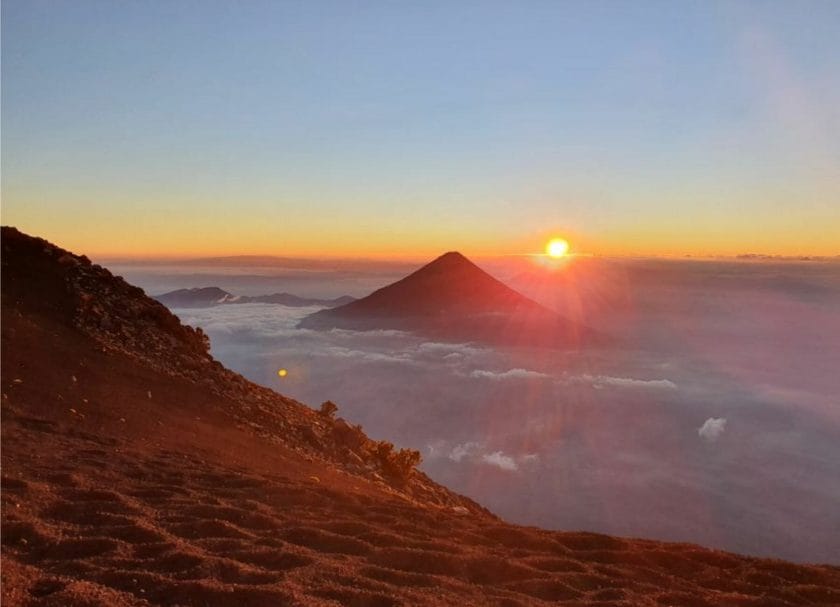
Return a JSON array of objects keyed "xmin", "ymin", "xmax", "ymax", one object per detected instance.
[{"xmin": 117, "ymin": 257, "xmax": 840, "ymax": 564}]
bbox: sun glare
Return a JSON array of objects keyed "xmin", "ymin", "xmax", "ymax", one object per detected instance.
[{"xmin": 546, "ymin": 238, "xmax": 570, "ymax": 258}]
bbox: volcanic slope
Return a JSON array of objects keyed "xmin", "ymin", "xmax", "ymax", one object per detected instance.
[
  {"xmin": 300, "ymin": 252, "xmax": 588, "ymax": 347},
  {"xmin": 3, "ymin": 227, "xmax": 840, "ymax": 606}
]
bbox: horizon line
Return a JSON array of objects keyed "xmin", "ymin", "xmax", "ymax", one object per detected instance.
[{"xmin": 97, "ymin": 251, "xmax": 840, "ymax": 265}]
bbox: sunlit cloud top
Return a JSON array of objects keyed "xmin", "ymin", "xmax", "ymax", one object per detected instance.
[{"xmin": 2, "ymin": 1, "xmax": 839, "ymax": 257}]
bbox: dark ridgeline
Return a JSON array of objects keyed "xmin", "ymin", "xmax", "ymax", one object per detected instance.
[
  {"xmin": 300, "ymin": 251, "xmax": 591, "ymax": 348},
  {"xmin": 155, "ymin": 287, "xmax": 355, "ymax": 309},
  {"xmin": 154, "ymin": 286, "xmax": 235, "ymax": 308}
]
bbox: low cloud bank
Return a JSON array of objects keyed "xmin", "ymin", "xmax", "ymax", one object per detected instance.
[
  {"xmin": 471, "ymin": 368, "xmax": 551, "ymax": 381},
  {"xmin": 417, "ymin": 341, "xmax": 484, "ymax": 357},
  {"xmin": 698, "ymin": 417, "xmax": 727, "ymax": 441},
  {"xmin": 447, "ymin": 442, "xmax": 480, "ymax": 463},
  {"xmin": 482, "ymin": 451, "xmax": 519, "ymax": 471},
  {"xmin": 428, "ymin": 441, "xmax": 538, "ymax": 472},
  {"xmin": 321, "ymin": 346, "xmax": 416, "ymax": 365},
  {"xmin": 567, "ymin": 374, "xmax": 677, "ymax": 390}
]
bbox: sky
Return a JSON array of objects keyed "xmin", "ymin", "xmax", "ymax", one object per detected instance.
[{"xmin": 2, "ymin": 0, "xmax": 839, "ymax": 258}]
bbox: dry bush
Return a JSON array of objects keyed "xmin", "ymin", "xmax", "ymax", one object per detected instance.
[{"xmin": 318, "ymin": 400, "xmax": 338, "ymax": 419}]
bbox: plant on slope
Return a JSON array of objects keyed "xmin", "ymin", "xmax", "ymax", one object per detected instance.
[{"xmin": 319, "ymin": 400, "xmax": 338, "ymax": 419}]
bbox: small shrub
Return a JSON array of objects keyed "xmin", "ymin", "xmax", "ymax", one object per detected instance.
[
  {"xmin": 319, "ymin": 400, "xmax": 338, "ymax": 419},
  {"xmin": 331, "ymin": 420, "xmax": 368, "ymax": 452},
  {"xmin": 328, "ymin": 418, "xmax": 422, "ymax": 484},
  {"xmin": 370, "ymin": 441, "xmax": 422, "ymax": 483},
  {"xmin": 391, "ymin": 448, "xmax": 422, "ymax": 476}
]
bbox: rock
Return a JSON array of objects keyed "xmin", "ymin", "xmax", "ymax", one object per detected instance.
[
  {"xmin": 341, "ymin": 449, "xmax": 365, "ymax": 466},
  {"xmin": 57, "ymin": 254, "xmax": 78, "ymax": 267}
]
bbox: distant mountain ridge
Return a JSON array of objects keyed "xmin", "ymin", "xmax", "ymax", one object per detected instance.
[
  {"xmin": 300, "ymin": 251, "xmax": 590, "ymax": 347},
  {"xmin": 155, "ymin": 286, "xmax": 355, "ymax": 309}
]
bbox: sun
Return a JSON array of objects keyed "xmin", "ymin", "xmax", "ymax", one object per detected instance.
[{"xmin": 546, "ymin": 238, "xmax": 570, "ymax": 258}]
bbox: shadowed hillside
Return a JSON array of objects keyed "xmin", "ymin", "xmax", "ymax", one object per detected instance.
[{"xmin": 3, "ymin": 227, "xmax": 840, "ymax": 606}]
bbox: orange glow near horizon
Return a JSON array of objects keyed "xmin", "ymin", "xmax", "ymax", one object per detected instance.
[{"xmin": 4, "ymin": 211, "xmax": 839, "ymax": 261}]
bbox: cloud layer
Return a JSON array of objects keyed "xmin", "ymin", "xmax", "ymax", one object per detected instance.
[
  {"xmin": 698, "ymin": 417, "xmax": 727, "ymax": 442},
  {"xmin": 566, "ymin": 374, "xmax": 678, "ymax": 390},
  {"xmin": 163, "ymin": 257, "xmax": 840, "ymax": 564},
  {"xmin": 470, "ymin": 368, "xmax": 551, "ymax": 381}
]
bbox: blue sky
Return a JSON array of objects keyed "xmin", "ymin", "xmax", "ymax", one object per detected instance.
[{"xmin": 2, "ymin": 1, "xmax": 839, "ymax": 257}]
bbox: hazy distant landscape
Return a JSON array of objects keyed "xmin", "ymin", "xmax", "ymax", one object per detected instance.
[{"xmin": 120, "ymin": 255, "xmax": 840, "ymax": 564}]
